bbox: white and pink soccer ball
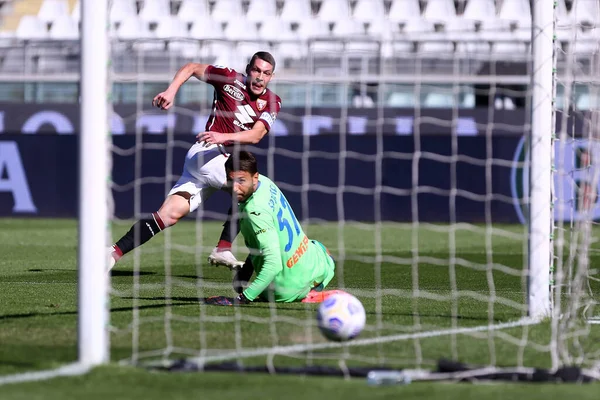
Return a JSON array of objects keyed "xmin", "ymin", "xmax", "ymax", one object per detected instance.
[{"xmin": 316, "ymin": 292, "xmax": 366, "ymax": 342}]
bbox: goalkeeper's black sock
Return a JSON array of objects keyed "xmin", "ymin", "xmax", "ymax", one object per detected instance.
[
  {"xmin": 216, "ymin": 206, "xmax": 240, "ymax": 250},
  {"xmin": 114, "ymin": 212, "xmax": 166, "ymax": 256}
]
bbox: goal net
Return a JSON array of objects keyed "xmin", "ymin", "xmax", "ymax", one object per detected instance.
[{"xmin": 102, "ymin": 0, "xmax": 600, "ymax": 380}]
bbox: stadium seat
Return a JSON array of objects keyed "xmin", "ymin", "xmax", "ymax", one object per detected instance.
[
  {"xmin": 309, "ymin": 30, "xmax": 342, "ymax": 55},
  {"xmin": 224, "ymin": 17, "xmax": 258, "ymax": 40},
  {"xmin": 387, "ymin": 88, "xmax": 416, "ymax": 107},
  {"xmin": 368, "ymin": 20, "xmax": 399, "ymax": 58},
  {"xmin": 261, "ymin": 19, "xmax": 305, "ymax": 59},
  {"xmin": 423, "ymin": 0, "xmax": 457, "ymax": 23},
  {"xmin": 296, "ymin": 18, "xmax": 330, "ymax": 40},
  {"xmin": 332, "ymin": 19, "xmax": 365, "ymax": 36},
  {"xmin": 177, "ymin": 0, "xmax": 209, "ymax": 24},
  {"xmin": 116, "ymin": 16, "xmax": 154, "ymax": 42},
  {"xmin": 49, "ymin": 15, "xmax": 78, "ymax": 39},
  {"xmin": 211, "ymin": 0, "xmax": 244, "ymax": 22},
  {"xmin": 419, "ymin": 36, "xmax": 454, "ymax": 55},
  {"xmin": 555, "ymin": 0, "xmax": 571, "ymax": 27},
  {"xmin": 71, "ymin": 0, "xmax": 80, "ymax": 22},
  {"xmin": 423, "ymin": 90, "xmax": 454, "ymax": 108},
  {"xmin": 368, "ymin": 19, "xmax": 399, "ymax": 40},
  {"xmin": 576, "ymin": 92, "xmax": 591, "ymax": 110},
  {"xmin": 188, "ymin": 17, "xmax": 226, "ymax": 59},
  {"xmin": 352, "ymin": 0, "xmax": 385, "ymax": 22},
  {"xmin": 16, "ymin": 15, "xmax": 48, "ymax": 39},
  {"xmin": 498, "ymin": 0, "xmax": 531, "ymax": 27},
  {"xmin": 461, "ymin": 92, "xmax": 476, "ymax": 108},
  {"xmin": 38, "ymin": 0, "xmax": 69, "ymax": 24},
  {"xmin": 403, "ymin": 17, "xmax": 436, "ymax": 37},
  {"xmin": 388, "ymin": 0, "xmax": 421, "ymax": 22},
  {"xmin": 154, "ymin": 16, "xmax": 188, "ymax": 38},
  {"xmin": 449, "ymin": 18, "xmax": 490, "ymax": 55},
  {"xmin": 139, "ymin": 0, "xmax": 171, "ymax": 23},
  {"xmin": 109, "ymin": 0, "xmax": 137, "ymax": 25},
  {"xmin": 571, "ymin": 0, "xmax": 600, "ymax": 27},
  {"xmin": 394, "ymin": 18, "xmax": 437, "ymax": 55},
  {"xmin": 483, "ymin": 19, "xmax": 527, "ymax": 57},
  {"xmin": 222, "ymin": 17, "xmax": 266, "ymax": 61},
  {"xmin": 155, "ymin": 16, "xmax": 194, "ymax": 55},
  {"xmin": 246, "ymin": 0, "xmax": 277, "ymax": 22},
  {"xmin": 259, "ymin": 19, "xmax": 294, "ymax": 41},
  {"xmin": 317, "ymin": 0, "xmax": 351, "ymax": 22},
  {"xmin": 333, "ymin": 19, "xmax": 377, "ymax": 54},
  {"xmin": 279, "ymin": 0, "xmax": 311, "ymax": 22},
  {"xmin": 188, "ymin": 17, "xmax": 223, "ymax": 39},
  {"xmin": 462, "ymin": 0, "xmax": 496, "ymax": 23},
  {"xmin": 572, "ymin": 27, "xmax": 600, "ymax": 55}
]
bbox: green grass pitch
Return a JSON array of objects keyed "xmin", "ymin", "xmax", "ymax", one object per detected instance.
[{"xmin": 1, "ymin": 218, "xmax": 599, "ymax": 399}]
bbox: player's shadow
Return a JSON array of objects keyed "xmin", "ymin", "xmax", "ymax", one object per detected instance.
[
  {"xmin": 172, "ymin": 275, "xmax": 230, "ymax": 283},
  {"xmin": 0, "ymin": 303, "xmax": 192, "ymax": 322},
  {"xmin": 110, "ymin": 270, "xmax": 156, "ymax": 277}
]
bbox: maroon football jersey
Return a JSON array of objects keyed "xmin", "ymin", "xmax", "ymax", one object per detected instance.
[{"xmin": 204, "ymin": 65, "xmax": 282, "ymax": 135}]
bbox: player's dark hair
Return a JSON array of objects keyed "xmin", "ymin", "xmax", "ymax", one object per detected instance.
[
  {"xmin": 248, "ymin": 51, "xmax": 276, "ymax": 72},
  {"xmin": 225, "ymin": 150, "xmax": 258, "ymax": 175}
]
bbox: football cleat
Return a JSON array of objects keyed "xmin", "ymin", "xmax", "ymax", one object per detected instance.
[
  {"xmin": 107, "ymin": 247, "xmax": 117, "ymax": 272},
  {"xmin": 208, "ymin": 248, "xmax": 244, "ymax": 270}
]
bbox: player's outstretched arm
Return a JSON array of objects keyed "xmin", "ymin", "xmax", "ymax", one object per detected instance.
[
  {"xmin": 198, "ymin": 121, "xmax": 269, "ymax": 146},
  {"xmin": 152, "ymin": 63, "xmax": 210, "ymax": 110}
]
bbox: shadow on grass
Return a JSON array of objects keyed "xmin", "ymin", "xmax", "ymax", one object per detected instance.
[
  {"xmin": 0, "ymin": 303, "xmax": 193, "ymax": 322},
  {"xmin": 122, "ymin": 296, "xmax": 499, "ymax": 322},
  {"xmin": 110, "ymin": 270, "xmax": 156, "ymax": 277},
  {"xmin": 172, "ymin": 275, "xmax": 231, "ymax": 283}
]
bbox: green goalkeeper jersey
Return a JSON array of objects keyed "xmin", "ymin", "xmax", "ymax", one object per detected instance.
[{"xmin": 239, "ymin": 175, "xmax": 335, "ymax": 302}]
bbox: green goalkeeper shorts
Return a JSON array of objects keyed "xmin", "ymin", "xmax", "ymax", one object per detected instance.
[{"xmin": 311, "ymin": 240, "xmax": 335, "ymax": 292}]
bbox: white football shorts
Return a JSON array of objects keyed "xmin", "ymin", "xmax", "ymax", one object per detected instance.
[{"xmin": 168, "ymin": 142, "xmax": 230, "ymax": 212}]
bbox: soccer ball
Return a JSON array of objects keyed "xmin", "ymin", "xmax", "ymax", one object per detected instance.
[{"xmin": 316, "ymin": 292, "xmax": 366, "ymax": 342}]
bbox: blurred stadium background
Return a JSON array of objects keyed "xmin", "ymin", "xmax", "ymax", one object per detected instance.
[
  {"xmin": 0, "ymin": 0, "xmax": 594, "ymax": 108},
  {"xmin": 2, "ymin": 0, "xmax": 597, "ymax": 222}
]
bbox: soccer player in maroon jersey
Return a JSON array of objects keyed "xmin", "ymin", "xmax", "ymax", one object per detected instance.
[{"xmin": 108, "ymin": 51, "xmax": 282, "ymax": 271}]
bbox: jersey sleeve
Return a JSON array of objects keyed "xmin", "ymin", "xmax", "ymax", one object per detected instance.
[
  {"xmin": 257, "ymin": 95, "xmax": 282, "ymax": 131},
  {"xmin": 204, "ymin": 65, "xmax": 236, "ymax": 88},
  {"xmin": 242, "ymin": 209, "xmax": 283, "ymax": 302}
]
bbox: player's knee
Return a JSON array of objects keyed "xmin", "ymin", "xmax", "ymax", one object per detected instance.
[{"xmin": 160, "ymin": 192, "xmax": 192, "ymax": 225}]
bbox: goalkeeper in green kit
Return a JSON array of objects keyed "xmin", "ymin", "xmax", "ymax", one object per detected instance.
[{"xmin": 207, "ymin": 151, "xmax": 336, "ymax": 305}]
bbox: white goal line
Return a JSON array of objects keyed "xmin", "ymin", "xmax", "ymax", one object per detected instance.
[{"xmin": 0, "ymin": 363, "xmax": 91, "ymax": 386}]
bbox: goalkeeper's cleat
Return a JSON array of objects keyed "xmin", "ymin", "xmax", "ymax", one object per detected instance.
[
  {"xmin": 301, "ymin": 289, "xmax": 348, "ymax": 304},
  {"xmin": 208, "ymin": 247, "xmax": 244, "ymax": 270},
  {"xmin": 204, "ymin": 296, "xmax": 233, "ymax": 306}
]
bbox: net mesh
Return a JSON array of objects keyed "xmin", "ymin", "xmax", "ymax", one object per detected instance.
[
  {"xmin": 102, "ymin": 0, "xmax": 600, "ymax": 377},
  {"xmin": 553, "ymin": 0, "xmax": 600, "ymax": 368}
]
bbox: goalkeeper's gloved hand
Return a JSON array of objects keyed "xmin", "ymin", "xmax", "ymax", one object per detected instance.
[
  {"xmin": 234, "ymin": 292, "xmax": 250, "ymax": 305},
  {"xmin": 204, "ymin": 293, "xmax": 250, "ymax": 306}
]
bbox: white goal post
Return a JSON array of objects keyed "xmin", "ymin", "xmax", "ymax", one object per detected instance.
[
  {"xmin": 78, "ymin": 0, "xmax": 110, "ymax": 366},
  {"xmin": 528, "ymin": 0, "xmax": 554, "ymax": 319}
]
